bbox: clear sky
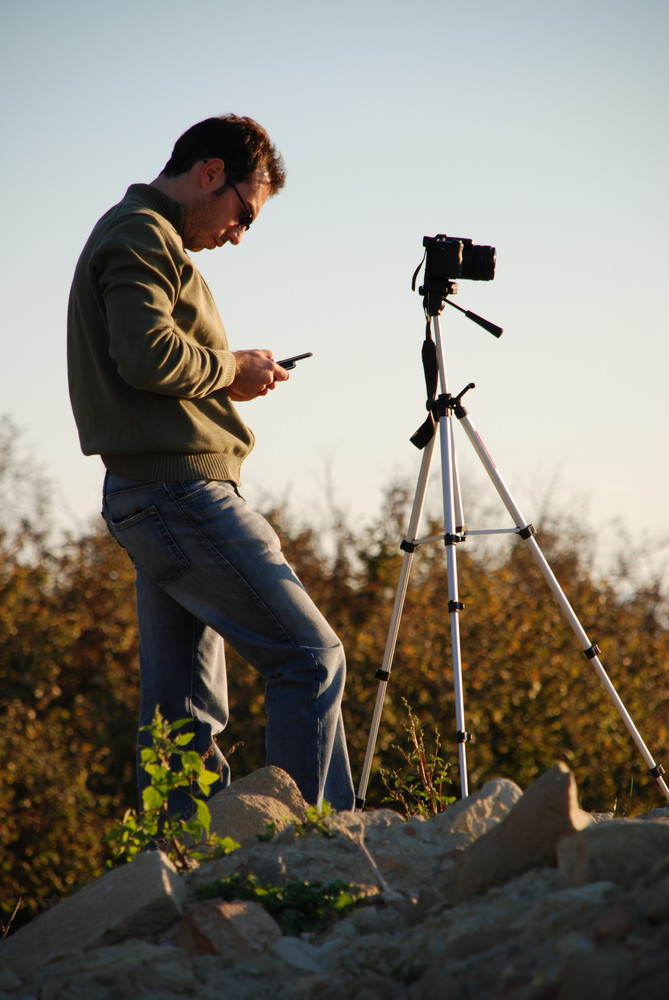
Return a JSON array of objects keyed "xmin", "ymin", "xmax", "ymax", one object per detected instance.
[{"xmin": 1, "ymin": 0, "xmax": 667, "ymax": 578}]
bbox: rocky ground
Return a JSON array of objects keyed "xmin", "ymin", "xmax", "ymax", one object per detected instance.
[{"xmin": 1, "ymin": 762, "xmax": 668, "ymax": 999}]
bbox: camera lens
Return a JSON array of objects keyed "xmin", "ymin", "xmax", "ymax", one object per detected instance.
[{"xmin": 461, "ymin": 241, "xmax": 496, "ymax": 281}]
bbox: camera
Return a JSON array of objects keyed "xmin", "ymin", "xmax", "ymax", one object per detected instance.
[{"xmin": 423, "ymin": 234, "xmax": 496, "ymax": 283}]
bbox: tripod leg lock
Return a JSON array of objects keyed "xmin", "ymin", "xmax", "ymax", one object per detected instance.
[
  {"xmin": 457, "ymin": 730, "xmax": 472, "ymax": 743},
  {"xmin": 400, "ymin": 538, "xmax": 417, "ymax": 553},
  {"xmin": 583, "ymin": 644, "xmax": 601, "ymax": 660},
  {"xmin": 518, "ymin": 524, "xmax": 536, "ymax": 540},
  {"xmin": 448, "ymin": 600, "xmax": 465, "ymax": 613},
  {"xmin": 650, "ymin": 763, "xmax": 665, "ymax": 780},
  {"xmin": 375, "ymin": 667, "xmax": 391, "ymax": 682}
]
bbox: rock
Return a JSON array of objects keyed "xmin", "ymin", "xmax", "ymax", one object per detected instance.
[
  {"xmin": 0, "ymin": 850, "xmax": 186, "ymax": 974},
  {"xmin": 3, "ymin": 762, "xmax": 669, "ymax": 1000},
  {"xmin": 557, "ymin": 947, "xmax": 631, "ymax": 1000},
  {"xmin": 6, "ymin": 941, "xmax": 199, "ymax": 1000},
  {"xmin": 0, "ymin": 969, "xmax": 22, "ymax": 991},
  {"xmin": 176, "ymin": 899, "xmax": 281, "ymax": 957},
  {"xmin": 557, "ymin": 816, "xmax": 669, "ymax": 887},
  {"xmin": 429, "ymin": 775, "xmax": 523, "ymax": 839},
  {"xmin": 447, "ymin": 761, "xmax": 593, "ymax": 902},
  {"xmin": 190, "ymin": 822, "xmax": 384, "ymax": 899},
  {"xmin": 272, "ymin": 936, "xmax": 328, "ymax": 973},
  {"xmin": 634, "ymin": 862, "xmax": 669, "ymax": 922},
  {"xmin": 207, "ymin": 765, "xmax": 310, "ymax": 843},
  {"xmin": 218, "ymin": 765, "xmax": 310, "ymax": 816}
]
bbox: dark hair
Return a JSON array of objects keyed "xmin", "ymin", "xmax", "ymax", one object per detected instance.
[{"xmin": 162, "ymin": 114, "xmax": 286, "ymax": 193}]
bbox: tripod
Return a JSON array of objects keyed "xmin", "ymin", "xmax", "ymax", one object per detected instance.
[{"xmin": 356, "ymin": 282, "xmax": 669, "ymax": 808}]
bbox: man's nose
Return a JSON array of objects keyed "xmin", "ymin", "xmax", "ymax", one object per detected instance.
[{"xmin": 226, "ymin": 227, "xmax": 244, "ymax": 246}]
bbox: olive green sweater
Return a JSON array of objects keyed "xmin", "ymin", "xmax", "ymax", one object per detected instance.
[{"xmin": 67, "ymin": 184, "xmax": 254, "ymax": 483}]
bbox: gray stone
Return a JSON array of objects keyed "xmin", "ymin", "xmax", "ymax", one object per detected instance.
[
  {"xmin": 557, "ymin": 816, "xmax": 669, "ymax": 888},
  {"xmin": 557, "ymin": 947, "xmax": 631, "ymax": 1000},
  {"xmin": 448, "ymin": 761, "xmax": 593, "ymax": 902},
  {"xmin": 176, "ymin": 899, "xmax": 281, "ymax": 958},
  {"xmin": 0, "ymin": 967, "xmax": 23, "ymax": 991},
  {"xmin": 428, "ymin": 776, "xmax": 523, "ymax": 839},
  {"xmin": 516, "ymin": 881, "xmax": 616, "ymax": 946},
  {"xmin": 272, "ymin": 936, "xmax": 327, "ymax": 972},
  {"xmin": 207, "ymin": 766, "xmax": 310, "ymax": 844},
  {"xmin": 7, "ymin": 941, "xmax": 197, "ymax": 1000},
  {"xmin": 190, "ymin": 825, "xmax": 383, "ymax": 899},
  {"xmin": 0, "ymin": 851, "xmax": 186, "ymax": 974},
  {"xmin": 635, "ymin": 868, "xmax": 669, "ymax": 922}
]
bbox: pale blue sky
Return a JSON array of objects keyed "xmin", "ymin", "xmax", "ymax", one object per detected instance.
[{"xmin": 1, "ymin": 0, "xmax": 667, "ymax": 575}]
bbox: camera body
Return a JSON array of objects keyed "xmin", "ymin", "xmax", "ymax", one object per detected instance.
[{"xmin": 423, "ymin": 234, "xmax": 496, "ymax": 283}]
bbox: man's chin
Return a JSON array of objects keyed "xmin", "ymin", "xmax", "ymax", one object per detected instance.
[{"xmin": 185, "ymin": 237, "xmax": 225, "ymax": 252}]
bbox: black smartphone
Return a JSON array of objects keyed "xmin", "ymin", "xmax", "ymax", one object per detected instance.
[{"xmin": 276, "ymin": 352, "xmax": 313, "ymax": 370}]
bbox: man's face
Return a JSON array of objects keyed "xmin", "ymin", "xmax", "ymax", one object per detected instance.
[{"xmin": 183, "ymin": 171, "xmax": 270, "ymax": 252}]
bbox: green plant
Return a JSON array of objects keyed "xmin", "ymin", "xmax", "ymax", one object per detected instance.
[
  {"xmin": 379, "ymin": 698, "xmax": 456, "ymax": 818},
  {"xmin": 612, "ymin": 777, "xmax": 635, "ymax": 818},
  {"xmin": 258, "ymin": 801, "xmax": 336, "ymax": 843},
  {"xmin": 256, "ymin": 820, "xmax": 278, "ymax": 842},
  {"xmin": 197, "ymin": 873, "xmax": 363, "ymax": 936},
  {"xmin": 104, "ymin": 709, "xmax": 239, "ymax": 872},
  {"xmin": 294, "ymin": 801, "xmax": 336, "ymax": 837}
]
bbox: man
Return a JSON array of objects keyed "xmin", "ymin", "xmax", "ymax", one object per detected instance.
[{"xmin": 67, "ymin": 114, "xmax": 355, "ymax": 816}]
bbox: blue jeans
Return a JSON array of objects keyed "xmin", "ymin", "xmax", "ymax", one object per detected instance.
[{"xmin": 101, "ymin": 473, "xmax": 355, "ymax": 815}]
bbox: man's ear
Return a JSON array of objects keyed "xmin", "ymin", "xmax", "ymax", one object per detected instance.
[{"xmin": 198, "ymin": 157, "xmax": 226, "ymax": 190}]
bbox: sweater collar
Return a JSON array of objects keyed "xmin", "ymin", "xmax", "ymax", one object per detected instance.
[{"xmin": 126, "ymin": 184, "xmax": 185, "ymax": 234}]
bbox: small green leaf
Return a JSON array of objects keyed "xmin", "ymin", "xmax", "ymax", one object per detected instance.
[
  {"xmin": 142, "ymin": 786, "xmax": 164, "ymax": 812},
  {"xmin": 194, "ymin": 798, "xmax": 211, "ymax": 832},
  {"xmin": 196, "ymin": 770, "xmax": 221, "ymax": 791},
  {"xmin": 181, "ymin": 750, "xmax": 203, "ymax": 770}
]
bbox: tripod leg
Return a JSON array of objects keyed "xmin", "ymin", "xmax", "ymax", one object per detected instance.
[
  {"xmin": 438, "ymin": 406, "xmax": 470, "ymax": 797},
  {"xmin": 456, "ymin": 405, "xmax": 669, "ymax": 803},
  {"xmin": 356, "ymin": 434, "xmax": 437, "ymax": 808},
  {"xmin": 449, "ymin": 418, "xmax": 466, "ymax": 533}
]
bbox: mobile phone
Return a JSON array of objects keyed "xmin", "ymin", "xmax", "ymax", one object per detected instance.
[{"xmin": 276, "ymin": 352, "xmax": 313, "ymax": 370}]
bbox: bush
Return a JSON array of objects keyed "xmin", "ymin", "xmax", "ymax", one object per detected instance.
[{"xmin": 1, "ymin": 428, "xmax": 667, "ymax": 933}]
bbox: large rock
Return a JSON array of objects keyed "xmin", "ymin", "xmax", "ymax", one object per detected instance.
[
  {"xmin": 430, "ymin": 776, "xmax": 523, "ymax": 838},
  {"xmin": 189, "ymin": 815, "xmax": 390, "ymax": 899},
  {"xmin": 446, "ymin": 761, "xmax": 594, "ymax": 902},
  {"xmin": 176, "ymin": 899, "xmax": 281, "ymax": 958},
  {"xmin": 327, "ymin": 778, "xmax": 522, "ymax": 899},
  {"xmin": 558, "ymin": 816, "xmax": 669, "ymax": 888},
  {"xmin": 207, "ymin": 765, "xmax": 310, "ymax": 844},
  {"xmin": 1, "ymin": 941, "xmax": 201, "ymax": 999},
  {"xmin": 0, "ymin": 850, "xmax": 187, "ymax": 974}
]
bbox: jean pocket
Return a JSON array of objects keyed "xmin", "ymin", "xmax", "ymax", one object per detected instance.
[{"xmin": 103, "ymin": 504, "xmax": 189, "ymax": 583}]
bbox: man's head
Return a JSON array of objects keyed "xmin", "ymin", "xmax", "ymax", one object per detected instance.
[
  {"xmin": 163, "ymin": 115, "xmax": 286, "ymax": 193},
  {"xmin": 154, "ymin": 115, "xmax": 286, "ymax": 252}
]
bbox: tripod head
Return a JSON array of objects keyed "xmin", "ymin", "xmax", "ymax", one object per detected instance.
[{"xmin": 412, "ymin": 234, "xmax": 503, "ymax": 336}]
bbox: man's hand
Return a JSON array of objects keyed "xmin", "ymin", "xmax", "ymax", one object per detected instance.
[{"xmin": 227, "ymin": 349, "xmax": 290, "ymax": 401}]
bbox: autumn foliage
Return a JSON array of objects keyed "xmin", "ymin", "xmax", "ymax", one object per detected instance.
[{"xmin": 1, "ymin": 417, "xmax": 667, "ymax": 933}]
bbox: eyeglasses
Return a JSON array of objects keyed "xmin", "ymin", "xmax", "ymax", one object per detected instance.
[{"xmin": 226, "ymin": 177, "xmax": 254, "ymax": 231}]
